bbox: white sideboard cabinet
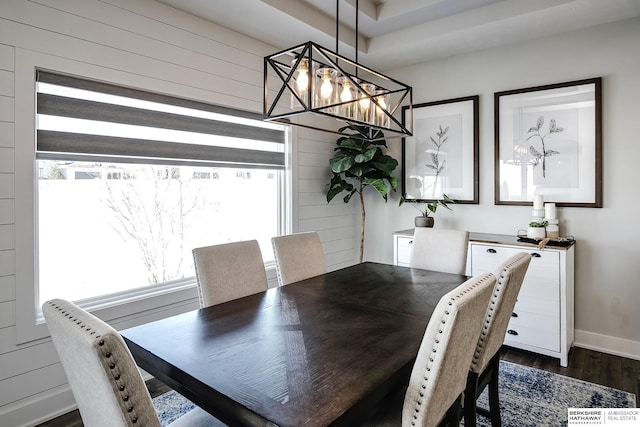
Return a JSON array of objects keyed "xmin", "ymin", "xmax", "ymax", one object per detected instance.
[{"xmin": 393, "ymin": 229, "xmax": 575, "ymax": 367}]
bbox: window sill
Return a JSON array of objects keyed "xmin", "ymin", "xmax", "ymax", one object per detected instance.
[{"xmin": 20, "ymin": 263, "xmax": 279, "ymax": 344}]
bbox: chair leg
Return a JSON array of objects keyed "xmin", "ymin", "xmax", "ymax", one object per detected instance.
[
  {"xmin": 466, "ymin": 353, "xmax": 502, "ymax": 427},
  {"xmin": 439, "ymin": 394, "xmax": 463, "ymax": 427},
  {"xmin": 464, "ymin": 372, "xmax": 479, "ymax": 427},
  {"xmin": 487, "ymin": 356, "xmax": 502, "ymax": 427}
]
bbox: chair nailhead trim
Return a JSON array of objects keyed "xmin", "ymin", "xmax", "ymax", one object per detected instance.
[
  {"xmin": 471, "ymin": 255, "xmax": 528, "ymax": 371},
  {"xmin": 46, "ymin": 301, "xmax": 143, "ymax": 426},
  {"xmin": 409, "ymin": 273, "xmax": 495, "ymax": 419}
]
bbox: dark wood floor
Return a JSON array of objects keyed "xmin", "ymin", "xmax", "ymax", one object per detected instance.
[
  {"xmin": 38, "ymin": 346, "xmax": 639, "ymax": 426},
  {"xmin": 501, "ymin": 346, "xmax": 640, "ymax": 400}
]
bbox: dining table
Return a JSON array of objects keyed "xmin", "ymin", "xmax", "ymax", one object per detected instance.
[{"xmin": 121, "ymin": 262, "xmax": 468, "ymax": 427}]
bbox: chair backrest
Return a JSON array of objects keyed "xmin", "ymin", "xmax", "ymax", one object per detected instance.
[
  {"xmin": 403, "ymin": 273, "xmax": 496, "ymax": 427},
  {"xmin": 192, "ymin": 240, "xmax": 268, "ymax": 307},
  {"xmin": 42, "ymin": 299, "xmax": 161, "ymax": 427},
  {"xmin": 409, "ymin": 228, "xmax": 470, "ymax": 275},
  {"xmin": 470, "ymin": 252, "xmax": 531, "ymax": 374},
  {"xmin": 271, "ymin": 231, "xmax": 327, "ymax": 286}
]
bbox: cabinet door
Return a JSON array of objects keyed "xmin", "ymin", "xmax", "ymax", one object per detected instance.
[{"xmin": 395, "ymin": 236, "xmax": 413, "ymax": 267}]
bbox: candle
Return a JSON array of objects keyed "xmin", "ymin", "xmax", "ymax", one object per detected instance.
[
  {"xmin": 545, "ymin": 202, "xmax": 557, "ymax": 220},
  {"xmin": 533, "ymin": 195, "xmax": 544, "ymax": 209}
]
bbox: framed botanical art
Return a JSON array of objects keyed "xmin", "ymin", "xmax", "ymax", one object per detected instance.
[
  {"xmin": 495, "ymin": 78, "xmax": 602, "ymax": 207},
  {"xmin": 401, "ymin": 95, "xmax": 479, "ymax": 203}
]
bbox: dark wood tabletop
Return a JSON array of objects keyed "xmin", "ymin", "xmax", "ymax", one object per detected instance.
[{"xmin": 121, "ymin": 262, "xmax": 467, "ymax": 427}]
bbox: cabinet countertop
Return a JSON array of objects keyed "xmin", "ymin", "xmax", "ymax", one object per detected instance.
[{"xmin": 393, "ymin": 229, "xmax": 575, "ymax": 250}]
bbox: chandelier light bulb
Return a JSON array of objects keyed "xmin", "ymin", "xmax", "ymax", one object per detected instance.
[
  {"xmin": 376, "ymin": 91, "xmax": 389, "ymax": 126},
  {"xmin": 378, "ymin": 96, "xmax": 387, "ymax": 111},
  {"xmin": 296, "ymin": 59, "xmax": 309, "ymax": 92},
  {"xmin": 320, "ymin": 68, "xmax": 334, "ymax": 100},
  {"xmin": 359, "ymin": 96, "xmax": 370, "ymax": 109},
  {"xmin": 340, "ymin": 81, "xmax": 353, "ymax": 102},
  {"xmin": 359, "ymin": 84, "xmax": 375, "ymax": 109}
]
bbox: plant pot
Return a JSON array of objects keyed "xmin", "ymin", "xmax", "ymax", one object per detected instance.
[
  {"xmin": 527, "ymin": 226, "xmax": 546, "ymax": 239},
  {"xmin": 415, "ymin": 216, "xmax": 434, "ymax": 228}
]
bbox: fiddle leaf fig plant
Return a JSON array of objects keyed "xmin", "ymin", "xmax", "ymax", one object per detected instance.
[{"xmin": 326, "ymin": 124, "xmax": 398, "ymax": 263}]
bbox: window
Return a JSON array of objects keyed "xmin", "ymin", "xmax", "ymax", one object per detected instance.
[{"xmin": 35, "ymin": 71, "xmax": 287, "ymax": 307}]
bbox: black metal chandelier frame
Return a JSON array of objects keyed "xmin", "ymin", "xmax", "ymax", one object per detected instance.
[{"xmin": 262, "ymin": 1, "xmax": 413, "ymax": 140}]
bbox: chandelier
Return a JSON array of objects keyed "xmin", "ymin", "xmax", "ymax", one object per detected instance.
[{"xmin": 263, "ymin": 1, "xmax": 413, "ymax": 140}]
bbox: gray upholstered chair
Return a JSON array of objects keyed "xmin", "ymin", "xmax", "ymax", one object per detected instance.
[
  {"xmin": 42, "ymin": 299, "xmax": 225, "ymax": 427},
  {"xmin": 271, "ymin": 231, "xmax": 326, "ymax": 286},
  {"xmin": 464, "ymin": 252, "xmax": 531, "ymax": 427},
  {"xmin": 361, "ymin": 272, "xmax": 496, "ymax": 427},
  {"xmin": 192, "ymin": 240, "xmax": 268, "ymax": 307},
  {"xmin": 409, "ymin": 228, "xmax": 469, "ymax": 275}
]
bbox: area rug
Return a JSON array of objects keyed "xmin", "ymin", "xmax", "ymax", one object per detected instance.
[
  {"xmin": 152, "ymin": 360, "xmax": 636, "ymax": 426},
  {"xmin": 153, "ymin": 390, "xmax": 196, "ymax": 426},
  {"xmin": 473, "ymin": 361, "xmax": 636, "ymax": 426}
]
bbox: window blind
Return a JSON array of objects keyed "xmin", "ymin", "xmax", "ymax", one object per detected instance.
[{"xmin": 36, "ymin": 71, "xmax": 285, "ymax": 169}]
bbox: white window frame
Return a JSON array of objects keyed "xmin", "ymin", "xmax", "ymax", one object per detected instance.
[{"xmin": 14, "ymin": 51, "xmax": 291, "ymax": 344}]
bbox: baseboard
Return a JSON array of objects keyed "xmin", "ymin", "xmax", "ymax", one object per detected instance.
[
  {"xmin": 0, "ymin": 385, "xmax": 77, "ymax": 427},
  {"xmin": 2, "ymin": 369, "xmax": 162, "ymax": 427},
  {"xmin": 574, "ymin": 329, "xmax": 640, "ymax": 361}
]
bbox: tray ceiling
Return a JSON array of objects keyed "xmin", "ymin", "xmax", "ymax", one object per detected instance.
[{"xmin": 158, "ymin": 0, "xmax": 640, "ymax": 70}]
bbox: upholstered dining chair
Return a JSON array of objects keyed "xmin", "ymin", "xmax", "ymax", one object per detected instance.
[
  {"xmin": 192, "ymin": 240, "xmax": 268, "ymax": 307},
  {"xmin": 42, "ymin": 299, "xmax": 225, "ymax": 427},
  {"xmin": 271, "ymin": 231, "xmax": 326, "ymax": 286},
  {"xmin": 409, "ymin": 228, "xmax": 469, "ymax": 275},
  {"xmin": 464, "ymin": 252, "xmax": 531, "ymax": 427},
  {"xmin": 361, "ymin": 272, "xmax": 496, "ymax": 427}
]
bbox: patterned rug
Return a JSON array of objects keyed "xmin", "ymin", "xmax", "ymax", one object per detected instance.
[
  {"xmin": 473, "ymin": 361, "xmax": 636, "ymax": 426},
  {"xmin": 153, "ymin": 360, "xmax": 636, "ymax": 426},
  {"xmin": 153, "ymin": 390, "xmax": 197, "ymax": 426}
]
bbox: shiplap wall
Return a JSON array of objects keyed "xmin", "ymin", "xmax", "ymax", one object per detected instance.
[
  {"xmin": 295, "ymin": 126, "xmax": 357, "ymax": 269},
  {"xmin": 0, "ymin": 1, "xmax": 357, "ymax": 426}
]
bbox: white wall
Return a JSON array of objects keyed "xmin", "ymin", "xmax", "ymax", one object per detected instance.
[
  {"xmin": 364, "ymin": 17, "xmax": 640, "ymax": 359},
  {"xmin": 0, "ymin": 1, "xmax": 356, "ymax": 426}
]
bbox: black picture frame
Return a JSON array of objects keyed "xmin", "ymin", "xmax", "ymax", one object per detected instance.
[
  {"xmin": 401, "ymin": 95, "xmax": 479, "ymax": 204},
  {"xmin": 495, "ymin": 78, "xmax": 602, "ymax": 207}
]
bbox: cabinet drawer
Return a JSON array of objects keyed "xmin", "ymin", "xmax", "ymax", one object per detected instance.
[
  {"xmin": 513, "ymin": 297, "xmax": 559, "ymax": 317},
  {"xmin": 508, "ymin": 309, "xmax": 559, "ymax": 333},
  {"xmin": 504, "ymin": 314, "xmax": 560, "ymax": 352},
  {"xmin": 470, "ymin": 243, "xmax": 560, "ymax": 301}
]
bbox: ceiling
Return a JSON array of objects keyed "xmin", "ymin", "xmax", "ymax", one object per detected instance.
[{"xmin": 158, "ymin": 0, "xmax": 640, "ymax": 70}]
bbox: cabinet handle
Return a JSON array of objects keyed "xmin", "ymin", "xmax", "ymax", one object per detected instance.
[
  {"xmin": 507, "ymin": 329, "xmax": 518, "ymax": 336},
  {"xmin": 486, "ymin": 248, "xmax": 497, "ymax": 253},
  {"xmin": 511, "ymin": 312, "xmax": 518, "ymax": 318},
  {"xmin": 531, "ymin": 253, "xmax": 541, "ymax": 258},
  {"xmin": 409, "ymin": 240, "xmax": 413, "ymax": 245}
]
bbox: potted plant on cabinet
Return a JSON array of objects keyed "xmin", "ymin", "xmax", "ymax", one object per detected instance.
[
  {"xmin": 400, "ymin": 194, "xmax": 454, "ymax": 227},
  {"xmin": 326, "ymin": 124, "xmax": 398, "ymax": 263},
  {"xmin": 527, "ymin": 220, "xmax": 548, "ymax": 239}
]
